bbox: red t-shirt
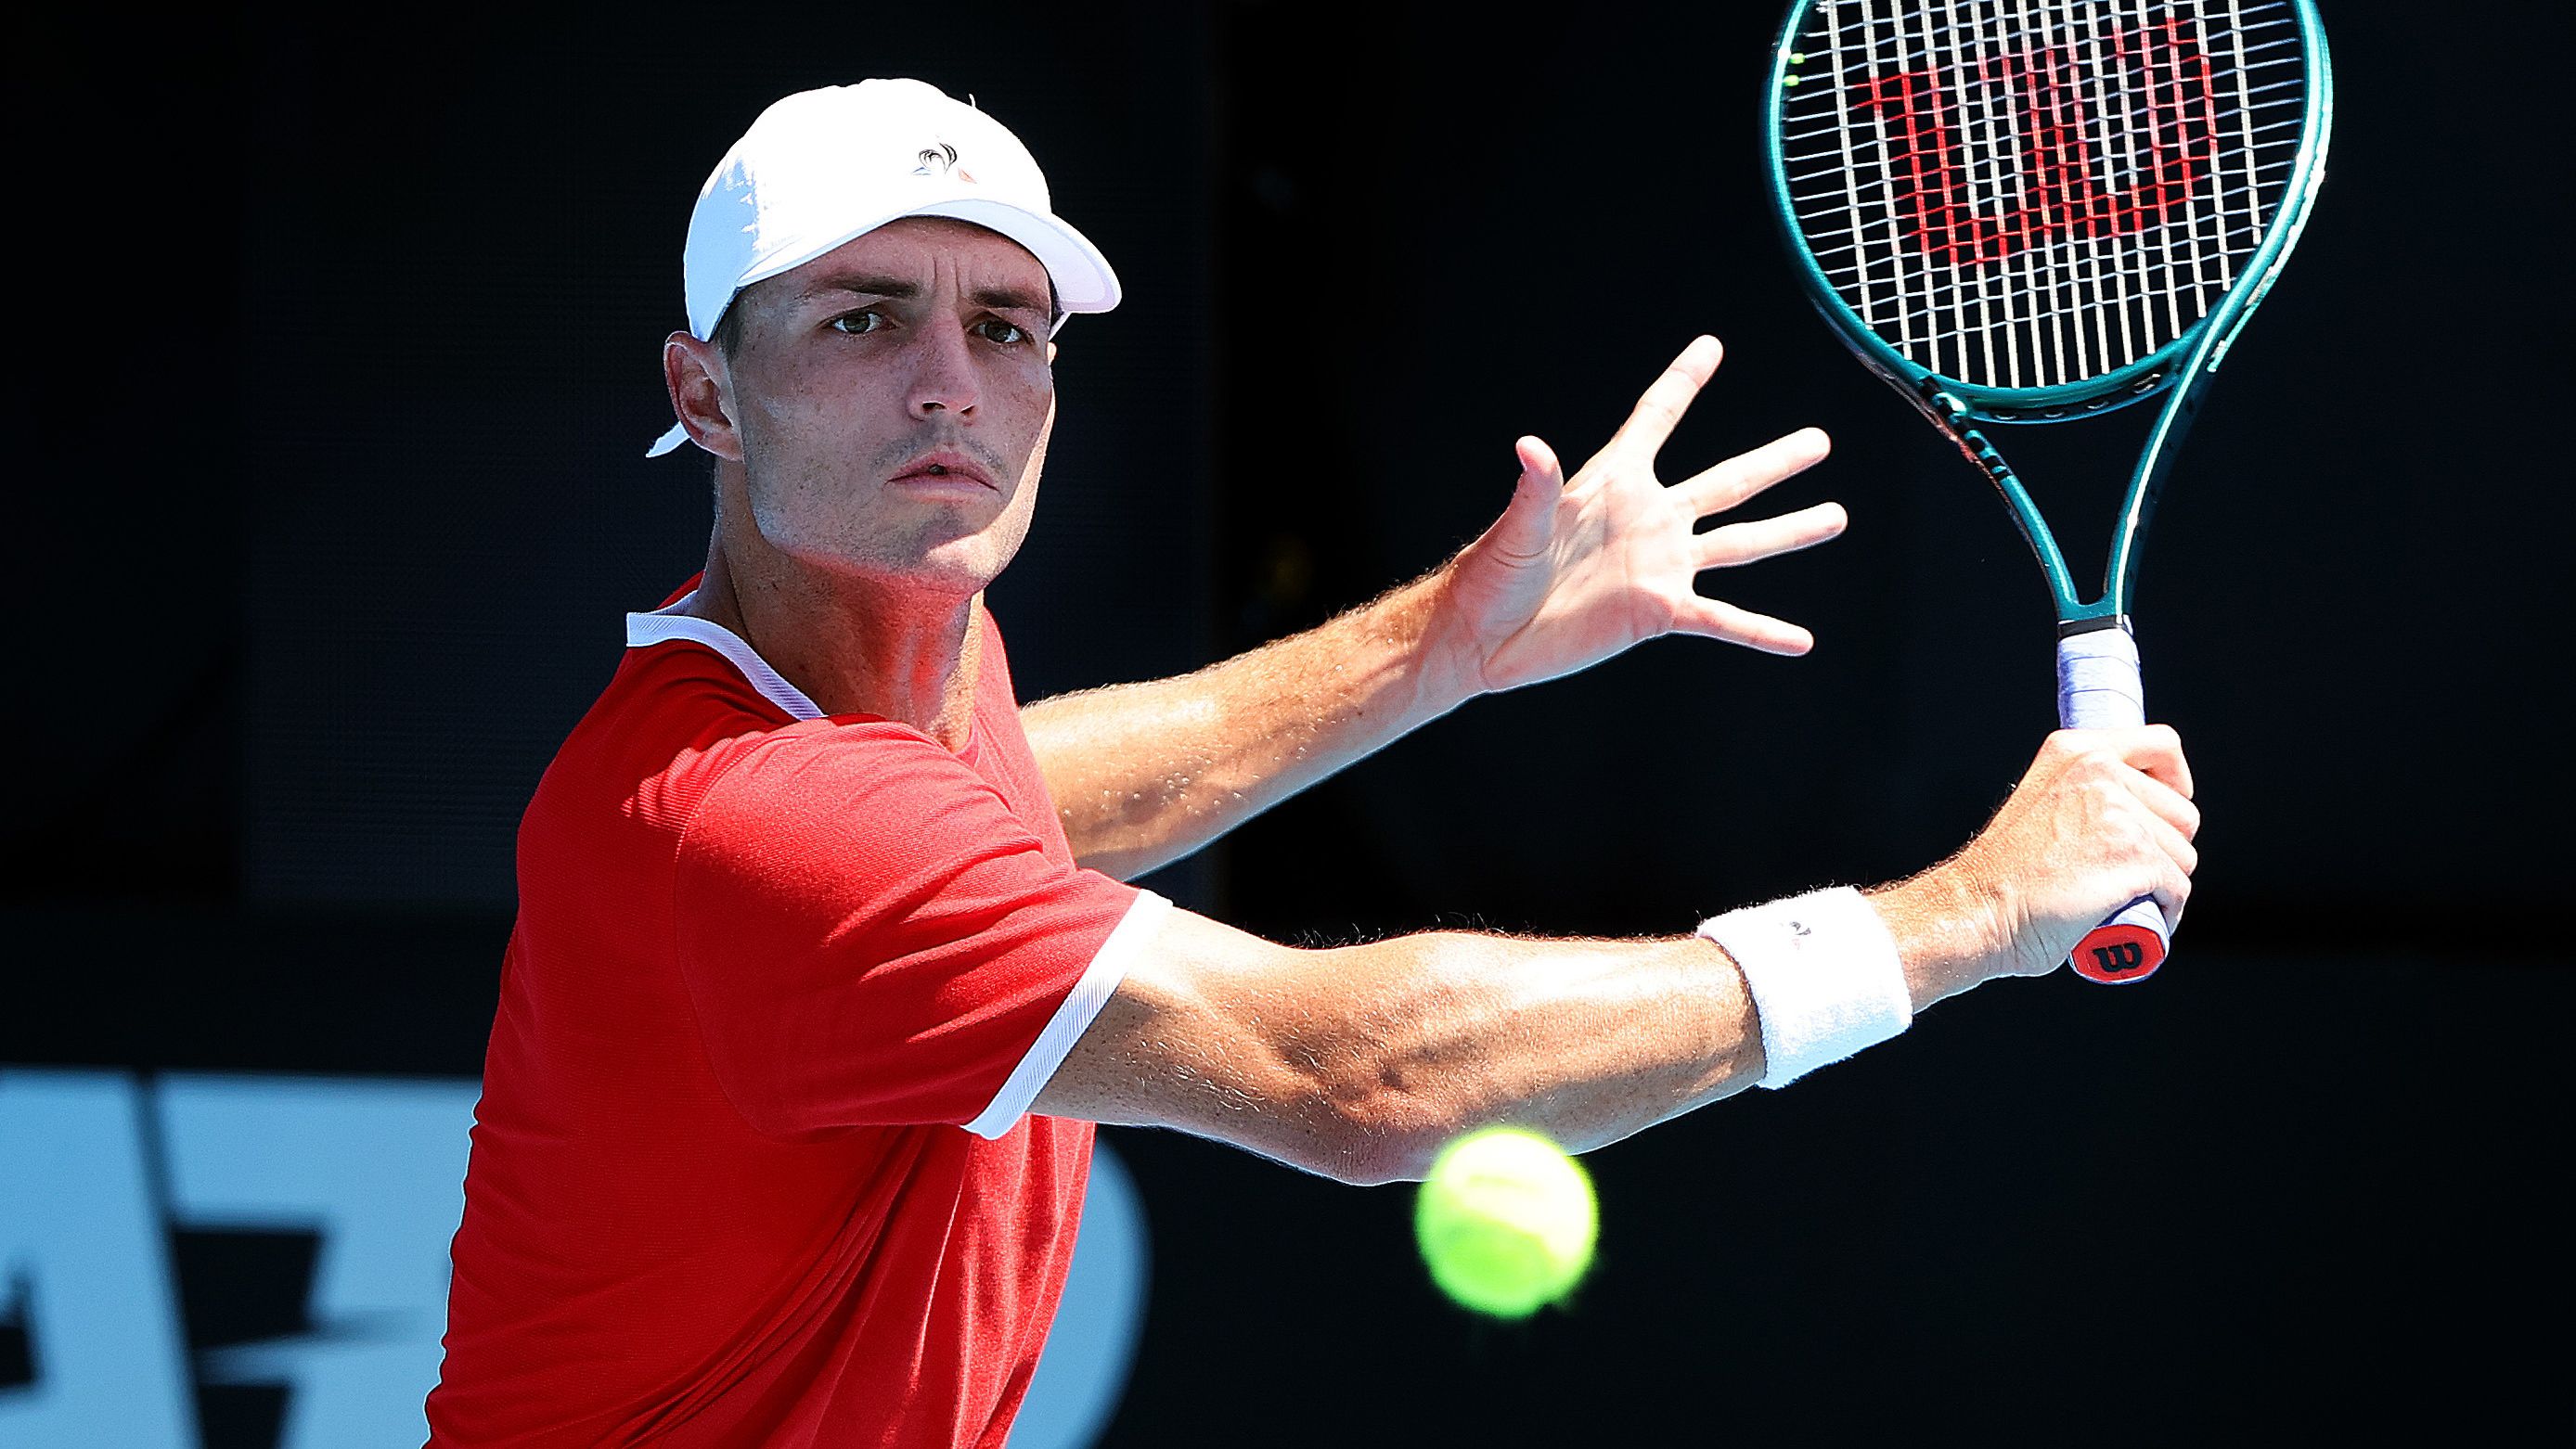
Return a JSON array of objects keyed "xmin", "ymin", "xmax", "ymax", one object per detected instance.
[{"xmin": 428, "ymin": 583, "xmax": 1167, "ymax": 1446}]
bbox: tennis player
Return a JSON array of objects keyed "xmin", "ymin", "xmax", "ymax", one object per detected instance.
[{"xmin": 426, "ymin": 80, "xmax": 2198, "ymax": 1446}]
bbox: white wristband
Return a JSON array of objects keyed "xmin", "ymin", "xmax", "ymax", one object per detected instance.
[{"xmin": 1697, "ymin": 886, "xmax": 1911, "ymax": 1089}]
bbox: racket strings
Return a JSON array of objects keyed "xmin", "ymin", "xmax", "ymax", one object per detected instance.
[{"xmin": 1781, "ymin": 0, "xmax": 2309, "ymax": 391}]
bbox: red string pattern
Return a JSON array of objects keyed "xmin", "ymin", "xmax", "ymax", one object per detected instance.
[{"xmin": 1860, "ymin": 17, "xmax": 2218, "ymax": 270}]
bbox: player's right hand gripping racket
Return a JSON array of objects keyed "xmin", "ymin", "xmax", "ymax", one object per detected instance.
[{"xmin": 1765, "ymin": 0, "xmax": 2332, "ymax": 983}]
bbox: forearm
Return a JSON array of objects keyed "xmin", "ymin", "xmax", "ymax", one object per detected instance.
[
  {"xmin": 1024, "ymin": 569, "xmax": 1475, "ymax": 878},
  {"xmin": 1308, "ymin": 931, "xmax": 1767, "ymax": 1183},
  {"xmin": 1305, "ymin": 881, "xmax": 1994, "ymax": 1181},
  {"xmin": 1046, "ymin": 873, "xmax": 2021, "ymax": 1185},
  {"xmin": 1047, "ymin": 920, "xmax": 1769, "ymax": 1185}
]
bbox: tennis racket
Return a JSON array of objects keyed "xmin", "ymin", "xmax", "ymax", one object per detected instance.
[{"xmin": 1764, "ymin": 0, "xmax": 2333, "ymax": 983}]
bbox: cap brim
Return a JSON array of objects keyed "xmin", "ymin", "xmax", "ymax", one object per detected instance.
[
  {"xmin": 718, "ymin": 193, "xmax": 1121, "ymax": 322},
  {"xmin": 892, "ymin": 196, "xmax": 1121, "ymax": 314}
]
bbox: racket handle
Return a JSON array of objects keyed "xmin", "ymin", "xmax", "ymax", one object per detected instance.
[{"xmin": 2056, "ymin": 624, "xmax": 2169, "ymax": 984}]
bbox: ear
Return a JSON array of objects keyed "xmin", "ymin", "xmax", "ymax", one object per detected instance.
[
  {"xmin": 663, "ymin": 332, "xmax": 744, "ymax": 462},
  {"xmin": 1047, "ymin": 339, "xmax": 1059, "ymax": 366}
]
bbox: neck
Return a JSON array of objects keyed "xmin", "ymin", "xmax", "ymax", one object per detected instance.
[{"xmin": 686, "ymin": 528, "xmax": 985, "ymax": 751}]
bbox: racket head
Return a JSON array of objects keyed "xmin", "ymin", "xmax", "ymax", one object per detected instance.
[{"xmin": 1763, "ymin": 0, "xmax": 2334, "ymax": 426}]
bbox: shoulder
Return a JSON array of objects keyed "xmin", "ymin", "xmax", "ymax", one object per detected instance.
[
  {"xmin": 529, "ymin": 640, "xmax": 925, "ymax": 841},
  {"xmin": 685, "ymin": 717, "xmax": 1019, "ymax": 851}
]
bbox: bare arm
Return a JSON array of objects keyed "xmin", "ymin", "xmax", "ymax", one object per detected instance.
[
  {"xmin": 1022, "ymin": 571, "xmax": 1467, "ymax": 881},
  {"xmin": 1034, "ymin": 725, "xmax": 2201, "ymax": 1183},
  {"xmin": 1042, "ymin": 911, "xmax": 1768, "ymax": 1186},
  {"xmin": 1025, "ymin": 337, "xmax": 1847, "ymax": 879}
]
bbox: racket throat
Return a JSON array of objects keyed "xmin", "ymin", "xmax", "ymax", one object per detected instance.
[
  {"xmin": 1915, "ymin": 383, "xmax": 2088, "ymax": 615},
  {"xmin": 1917, "ymin": 378, "xmax": 2173, "ymax": 625}
]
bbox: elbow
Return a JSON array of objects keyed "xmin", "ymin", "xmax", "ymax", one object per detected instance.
[
  {"xmin": 1344, "ymin": 1101, "xmax": 1470, "ymax": 1186},
  {"xmin": 1199, "ymin": 934, "xmax": 1499, "ymax": 1186},
  {"xmin": 1280, "ymin": 1060, "xmax": 1463, "ymax": 1188},
  {"xmin": 1269, "ymin": 942, "xmax": 1493, "ymax": 1186},
  {"xmin": 1276, "ymin": 1107, "xmax": 1418, "ymax": 1188}
]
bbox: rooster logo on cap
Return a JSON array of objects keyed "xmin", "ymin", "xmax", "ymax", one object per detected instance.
[{"xmin": 912, "ymin": 142, "xmax": 978, "ymax": 186}]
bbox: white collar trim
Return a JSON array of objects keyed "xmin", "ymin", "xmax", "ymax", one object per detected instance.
[{"xmin": 625, "ymin": 590, "xmax": 825, "ymax": 722}]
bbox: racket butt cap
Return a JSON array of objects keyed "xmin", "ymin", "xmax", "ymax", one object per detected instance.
[{"xmin": 2071, "ymin": 914, "xmax": 2166, "ymax": 984}]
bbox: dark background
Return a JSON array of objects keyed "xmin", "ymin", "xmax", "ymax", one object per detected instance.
[{"xmin": 10, "ymin": 2, "xmax": 2570, "ymax": 1444}]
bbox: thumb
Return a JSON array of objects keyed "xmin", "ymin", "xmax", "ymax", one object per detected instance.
[{"xmin": 1489, "ymin": 435, "xmax": 1563, "ymax": 560}]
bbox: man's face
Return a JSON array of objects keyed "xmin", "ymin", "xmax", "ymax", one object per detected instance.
[{"xmin": 707, "ymin": 217, "xmax": 1059, "ymax": 597}]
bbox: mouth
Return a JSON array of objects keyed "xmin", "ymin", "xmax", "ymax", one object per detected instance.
[{"xmin": 889, "ymin": 450, "xmax": 999, "ymax": 491}]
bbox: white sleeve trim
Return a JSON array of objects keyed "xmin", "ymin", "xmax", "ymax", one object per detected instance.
[{"xmin": 962, "ymin": 890, "xmax": 1175, "ymax": 1140}]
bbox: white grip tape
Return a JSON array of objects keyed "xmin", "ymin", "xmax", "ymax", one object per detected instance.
[
  {"xmin": 2053, "ymin": 624, "xmax": 2171, "ymax": 969},
  {"xmin": 2056, "ymin": 626, "xmax": 2145, "ymax": 730},
  {"xmin": 1698, "ymin": 887, "xmax": 1911, "ymax": 1089}
]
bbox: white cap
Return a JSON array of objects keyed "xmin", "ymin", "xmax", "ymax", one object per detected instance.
[{"xmin": 648, "ymin": 80, "xmax": 1121, "ymax": 457}]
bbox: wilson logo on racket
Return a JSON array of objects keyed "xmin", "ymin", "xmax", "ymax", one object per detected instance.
[
  {"xmin": 1858, "ymin": 19, "xmax": 2220, "ymax": 269},
  {"xmin": 2089, "ymin": 940, "xmax": 2148, "ymax": 976}
]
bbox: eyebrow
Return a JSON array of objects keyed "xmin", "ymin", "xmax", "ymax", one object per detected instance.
[{"xmin": 806, "ymin": 275, "xmax": 1051, "ymax": 314}]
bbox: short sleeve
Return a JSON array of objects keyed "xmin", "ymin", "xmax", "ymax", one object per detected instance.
[{"xmin": 671, "ymin": 723, "xmax": 1166, "ymax": 1139}]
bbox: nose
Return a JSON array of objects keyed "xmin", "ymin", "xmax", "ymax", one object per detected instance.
[{"xmin": 908, "ymin": 324, "xmax": 979, "ymax": 419}]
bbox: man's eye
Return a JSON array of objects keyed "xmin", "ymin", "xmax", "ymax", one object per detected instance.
[
  {"xmin": 974, "ymin": 319, "xmax": 1030, "ymax": 346},
  {"xmin": 829, "ymin": 310, "xmax": 886, "ymax": 335}
]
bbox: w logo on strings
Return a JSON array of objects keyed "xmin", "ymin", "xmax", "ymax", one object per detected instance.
[{"xmin": 1856, "ymin": 17, "xmax": 2219, "ymax": 268}]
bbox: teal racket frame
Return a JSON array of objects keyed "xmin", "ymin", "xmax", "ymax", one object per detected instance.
[{"xmin": 1762, "ymin": 1, "xmax": 2335, "ymax": 624}]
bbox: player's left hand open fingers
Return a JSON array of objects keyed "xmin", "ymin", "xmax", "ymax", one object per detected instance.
[
  {"xmin": 1605, "ymin": 336, "xmax": 1723, "ymax": 462},
  {"xmin": 1668, "ymin": 594, "xmax": 1815, "ymax": 655},
  {"xmin": 1672, "ymin": 427, "xmax": 1832, "ymax": 519},
  {"xmin": 1694, "ymin": 501, "xmax": 1848, "ymax": 571}
]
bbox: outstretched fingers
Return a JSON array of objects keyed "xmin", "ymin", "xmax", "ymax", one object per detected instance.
[
  {"xmin": 1673, "ymin": 427, "xmax": 1832, "ymax": 519},
  {"xmin": 1606, "ymin": 336, "xmax": 1725, "ymax": 462},
  {"xmin": 1667, "ymin": 594, "xmax": 1817, "ymax": 656},
  {"xmin": 1694, "ymin": 501, "xmax": 1848, "ymax": 571}
]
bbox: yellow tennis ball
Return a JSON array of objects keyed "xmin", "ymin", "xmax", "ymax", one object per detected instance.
[{"xmin": 1414, "ymin": 1126, "xmax": 1597, "ymax": 1318}]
